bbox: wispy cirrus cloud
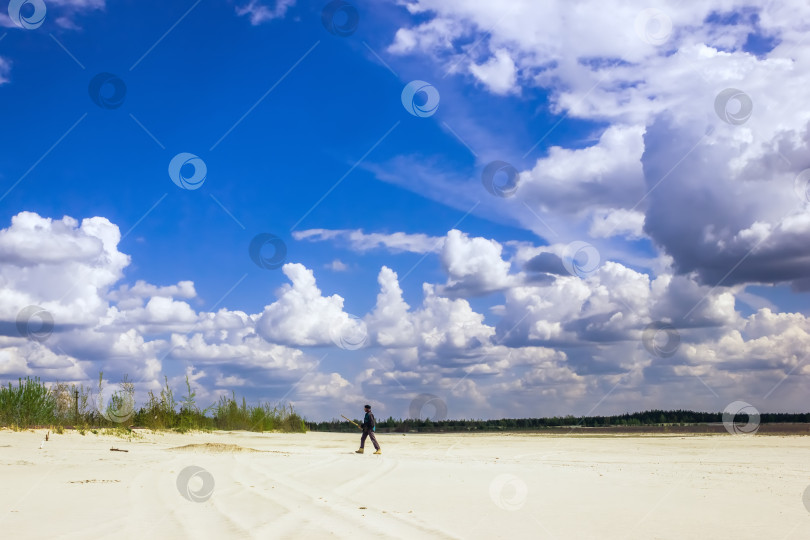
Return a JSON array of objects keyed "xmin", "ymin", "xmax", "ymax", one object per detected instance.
[{"xmin": 293, "ymin": 228, "xmax": 443, "ymax": 254}]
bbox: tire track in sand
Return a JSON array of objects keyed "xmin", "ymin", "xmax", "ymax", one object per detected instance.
[{"xmin": 236, "ymin": 453, "xmax": 460, "ymax": 539}]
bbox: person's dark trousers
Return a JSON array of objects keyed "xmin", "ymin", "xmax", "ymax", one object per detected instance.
[{"xmin": 360, "ymin": 429, "xmax": 380, "ymax": 450}]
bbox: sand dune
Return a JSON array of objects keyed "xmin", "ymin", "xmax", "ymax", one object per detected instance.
[{"xmin": 1, "ymin": 429, "xmax": 808, "ymax": 539}]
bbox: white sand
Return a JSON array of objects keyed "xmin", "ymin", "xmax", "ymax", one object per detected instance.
[{"xmin": 1, "ymin": 429, "xmax": 808, "ymax": 539}]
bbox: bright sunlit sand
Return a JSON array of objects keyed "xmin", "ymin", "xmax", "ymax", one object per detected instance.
[{"xmin": 2, "ymin": 429, "xmax": 808, "ymax": 539}]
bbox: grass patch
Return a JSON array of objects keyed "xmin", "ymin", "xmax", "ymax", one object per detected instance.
[
  {"xmin": 100, "ymin": 426, "xmax": 142, "ymax": 440},
  {"xmin": 0, "ymin": 377, "xmax": 56, "ymax": 426},
  {"xmin": 0, "ymin": 374, "xmax": 306, "ymax": 434}
]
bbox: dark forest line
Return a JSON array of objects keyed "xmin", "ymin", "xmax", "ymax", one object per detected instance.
[{"xmin": 309, "ymin": 410, "xmax": 810, "ymax": 433}]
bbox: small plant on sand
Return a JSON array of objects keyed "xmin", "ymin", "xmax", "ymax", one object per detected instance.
[
  {"xmin": 101, "ymin": 426, "xmax": 141, "ymax": 440},
  {"xmin": 177, "ymin": 376, "xmax": 214, "ymax": 433},
  {"xmin": 96, "ymin": 373, "xmax": 135, "ymax": 427},
  {"xmin": 136, "ymin": 377, "xmax": 177, "ymax": 431}
]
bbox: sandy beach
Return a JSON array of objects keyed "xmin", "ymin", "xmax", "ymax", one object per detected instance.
[{"xmin": 1, "ymin": 429, "xmax": 808, "ymax": 539}]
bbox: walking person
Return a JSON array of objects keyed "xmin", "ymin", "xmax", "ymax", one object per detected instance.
[{"xmin": 356, "ymin": 404, "xmax": 381, "ymax": 454}]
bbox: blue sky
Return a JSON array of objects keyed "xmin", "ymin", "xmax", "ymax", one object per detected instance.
[{"xmin": 1, "ymin": 0, "xmax": 809, "ymax": 421}]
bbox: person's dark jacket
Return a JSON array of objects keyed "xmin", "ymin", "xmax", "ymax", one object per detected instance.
[{"xmin": 362, "ymin": 411, "xmax": 376, "ymax": 432}]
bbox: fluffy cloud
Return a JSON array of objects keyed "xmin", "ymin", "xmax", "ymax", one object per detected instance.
[
  {"xmin": 0, "ymin": 212, "xmax": 129, "ymax": 328},
  {"xmin": 236, "ymin": 0, "xmax": 296, "ymax": 25},
  {"xmin": 0, "ymin": 0, "xmax": 106, "ymax": 32},
  {"xmin": 642, "ymin": 114, "xmax": 810, "ymax": 289},
  {"xmin": 114, "ymin": 296, "xmax": 200, "ymax": 333},
  {"xmin": 169, "ymin": 332, "xmax": 312, "ymax": 373},
  {"xmin": 589, "ymin": 209, "xmax": 645, "ymax": 240},
  {"xmin": 367, "ymin": 265, "xmax": 495, "ymax": 358},
  {"xmin": 388, "ymin": 0, "xmax": 810, "ymax": 292},
  {"xmin": 514, "ymin": 124, "xmax": 646, "ymax": 239},
  {"xmin": 109, "ymin": 280, "xmax": 196, "ymax": 310},
  {"xmin": 469, "ymin": 48, "xmax": 518, "ymax": 95},
  {"xmin": 297, "ymin": 228, "xmax": 516, "ymax": 296},
  {"xmin": 48, "ymin": 0, "xmax": 105, "ymax": 7},
  {"xmin": 325, "ymin": 259, "xmax": 348, "ymax": 272},
  {"xmin": 255, "ymin": 263, "xmax": 358, "ymax": 347},
  {"xmin": 367, "ymin": 266, "xmax": 415, "ymax": 347},
  {"xmin": 0, "ymin": 58, "xmax": 10, "ymax": 85},
  {"xmin": 438, "ymin": 229, "xmax": 515, "ymax": 296},
  {"xmin": 502, "ymin": 259, "xmax": 743, "ymax": 347}
]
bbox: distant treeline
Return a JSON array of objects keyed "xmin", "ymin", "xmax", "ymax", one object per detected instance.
[
  {"xmin": 309, "ymin": 409, "xmax": 810, "ymax": 433},
  {"xmin": 0, "ymin": 375, "xmax": 305, "ymax": 433}
]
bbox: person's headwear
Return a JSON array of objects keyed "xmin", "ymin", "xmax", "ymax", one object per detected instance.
[{"xmin": 364, "ymin": 404, "xmax": 371, "ymax": 409}]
